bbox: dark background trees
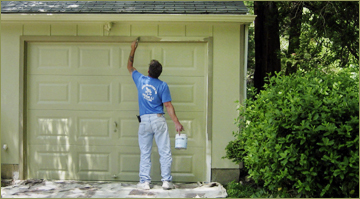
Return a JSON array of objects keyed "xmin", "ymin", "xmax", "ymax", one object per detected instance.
[{"xmin": 247, "ymin": 1, "xmax": 359, "ymax": 92}]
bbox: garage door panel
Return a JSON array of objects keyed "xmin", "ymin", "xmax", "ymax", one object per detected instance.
[
  {"xmin": 38, "ymin": 82, "xmax": 70, "ymax": 103},
  {"xmin": 27, "ymin": 44, "xmax": 73, "ymax": 70},
  {"xmin": 27, "ymin": 110, "xmax": 75, "ymax": 145},
  {"xmin": 75, "ymin": 111, "xmax": 118, "ymax": 146},
  {"xmin": 151, "ymin": 147, "xmax": 205, "ymax": 182},
  {"xmin": 28, "ymin": 76, "xmax": 72, "ymax": 105},
  {"xmin": 131, "ymin": 45, "xmax": 155, "ymax": 70},
  {"xmin": 78, "ymin": 118, "xmax": 111, "ymax": 139},
  {"xmin": 162, "ymin": 76, "xmax": 205, "ymax": 112},
  {"xmin": 79, "ymin": 47, "xmax": 113, "ymax": 68},
  {"xmin": 28, "ymin": 42, "xmax": 206, "ymax": 77},
  {"xmin": 76, "ymin": 77, "xmax": 116, "ymax": 109},
  {"xmin": 118, "ymin": 82, "xmax": 139, "ymax": 110},
  {"xmin": 28, "ymin": 110, "xmax": 120, "ymax": 146},
  {"xmin": 79, "ymin": 83, "xmax": 111, "ymax": 103},
  {"xmin": 114, "ymin": 111, "xmax": 140, "ymax": 147},
  {"xmin": 28, "ymin": 75, "xmax": 139, "ymax": 111},
  {"xmin": 78, "ymin": 153, "xmax": 110, "ymax": 172},
  {"xmin": 76, "ymin": 146, "xmax": 117, "ymax": 181},
  {"xmin": 165, "ymin": 111, "xmax": 205, "ymax": 147},
  {"xmin": 28, "ymin": 75, "xmax": 73, "ymax": 108},
  {"xmin": 77, "ymin": 45, "xmax": 121, "ymax": 76},
  {"xmin": 116, "ymin": 146, "xmax": 141, "ymax": 181},
  {"xmin": 28, "ymin": 145, "xmax": 77, "ymax": 180},
  {"xmin": 171, "ymin": 147, "xmax": 206, "ymax": 182},
  {"xmin": 160, "ymin": 43, "xmax": 206, "ymax": 77},
  {"xmin": 28, "ymin": 75, "xmax": 203, "ymax": 111}
]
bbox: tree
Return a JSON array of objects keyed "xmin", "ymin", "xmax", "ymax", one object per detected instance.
[
  {"xmin": 302, "ymin": 1, "xmax": 359, "ymax": 67},
  {"xmin": 284, "ymin": 2, "xmax": 303, "ymax": 75},
  {"xmin": 250, "ymin": 1, "xmax": 359, "ymax": 91},
  {"xmin": 253, "ymin": 1, "xmax": 281, "ymax": 91}
]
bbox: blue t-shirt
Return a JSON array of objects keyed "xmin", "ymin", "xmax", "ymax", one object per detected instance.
[{"xmin": 132, "ymin": 70, "xmax": 172, "ymax": 116}]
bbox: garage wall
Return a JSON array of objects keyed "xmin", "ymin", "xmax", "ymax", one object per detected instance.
[
  {"xmin": 1, "ymin": 21, "xmax": 243, "ymax": 174},
  {"xmin": 1, "ymin": 23, "xmax": 23, "ymax": 164}
]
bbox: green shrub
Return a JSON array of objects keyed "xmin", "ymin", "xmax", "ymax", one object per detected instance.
[
  {"xmin": 226, "ymin": 180, "xmax": 270, "ymax": 198},
  {"xmin": 225, "ymin": 67, "xmax": 359, "ymax": 197}
]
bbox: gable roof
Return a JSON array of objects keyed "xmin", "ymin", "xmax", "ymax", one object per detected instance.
[{"xmin": 1, "ymin": 1, "xmax": 248, "ymax": 15}]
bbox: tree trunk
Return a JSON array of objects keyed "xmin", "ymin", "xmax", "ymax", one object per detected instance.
[
  {"xmin": 254, "ymin": 1, "xmax": 281, "ymax": 92},
  {"xmin": 286, "ymin": 2, "xmax": 303, "ymax": 75}
]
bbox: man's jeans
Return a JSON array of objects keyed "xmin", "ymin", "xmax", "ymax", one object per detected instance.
[{"xmin": 138, "ymin": 114, "xmax": 173, "ymax": 183}]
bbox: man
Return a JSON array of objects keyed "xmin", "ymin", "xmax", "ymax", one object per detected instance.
[{"xmin": 127, "ymin": 39, "xmax": 184, "ymax": 190}]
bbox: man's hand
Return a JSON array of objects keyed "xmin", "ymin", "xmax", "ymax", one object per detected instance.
[
  {"xmin": 175, "ymin": 121, "xmax": 184, "ymax": 135},
  {"xmin": 131, "ymin": 39, "xmax": 138, "ymax": 51}
]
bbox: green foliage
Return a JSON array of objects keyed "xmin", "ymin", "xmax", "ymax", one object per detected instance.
[
  {"xmin": 277, "ymin": 1, "xmax": 359, "ymax": 74},
  {"xmin": 226, "ymin": 181, "xmax": 270, "ymax": 198},
  {"xmin": 225, "ymin": 66, "xmax": 359, "ymax": 197}
]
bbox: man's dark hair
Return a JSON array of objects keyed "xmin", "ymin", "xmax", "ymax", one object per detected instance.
[{"xmin": 148, "ymin": 59, "xmax": 162, "ymax": 78}]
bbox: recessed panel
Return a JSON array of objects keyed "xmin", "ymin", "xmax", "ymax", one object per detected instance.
[
  {"xmin": 162, "ymin": 76, "xmax": 205, "ymax": 112},
  {"xmin": 119, "ymin": 154, "xmax": 140, "ymax": 173},
  {"xmin": 121, "ymin": 47, "xmax": 153, "ymax": 69},
  {"xmin": 79, "ymin": 153, "xmax": 110, "ymax": 172},
  {"xmin": 51, "ymin": 24, "xmax": 77, "ymax": 36},
  {"xmin": 24, "ymin": 23, "xmax": 50, "ymax": 36},
  {"xmin": 38, "ymin": 152, "xmax": 69, "ymax": 171},
  {"xmin": 77, "ymin": 23, "xmax": 103, "ymax": 36},
  {"xmin": 131, "ymin": 24, "xmax": 158, "ymax": 36},
  {"xmin": 38, "ymin": 118, "xmax": 70, "ymax": 136},
  {"xmin": 159, "ymin": 24, "xmax": 185, "ymax": 36},
  {"xmin": 162, "ymin": 47, "xmax": 194, "ymax": 68},
  {"xmin": 79, "ymin": 118, "xmax": 110, "ymax": 138},
  {"xmin": 39, "ymin": 47, "xmax": 70, "ymax": 68},
  {"xmin": 172, "ymin": 155, "xmax": 193, "ymax": 173},
  {"xmin": 79, "ymin": 84, "xmax": 111, "ymax": 103},
  {"xmin": 38, "ymin": 83, "xmax": 70, "ymax": 103},
  {"xmin": 80, "ymin": 48, "xmax": 111, "ymax": 68},
  {"xmin": 120, "ymin": 84, "xmax": 138, "ymax": 103},
  {"xmin": 168, "ymin": 84, "xmax": 194, "ymax": 103},
  {"xmin": 186, "ymin": 24, "xmax": 212, "ymax": 37},
  {"xmin": 119, "ymin": 119, "xmax": 139, "ymax": 138}
]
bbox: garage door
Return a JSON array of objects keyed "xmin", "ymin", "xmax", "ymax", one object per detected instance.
[{"xmin": 26, "ymin": 41, "xmax": 208, "ymax": 182}]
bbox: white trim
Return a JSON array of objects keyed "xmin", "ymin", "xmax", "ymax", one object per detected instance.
[
  {"xmin": 243, "ymin": 24, "xmax": 249, "ymax": 101},
  {"xmin": 1, "ymin": 14, "xmax": 256, "ymax": 23}
]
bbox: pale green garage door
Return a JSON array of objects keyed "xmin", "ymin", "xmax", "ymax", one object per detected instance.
[{"xmin": 26, "ymin": 41, "xmax": 207, "ymax": 182}]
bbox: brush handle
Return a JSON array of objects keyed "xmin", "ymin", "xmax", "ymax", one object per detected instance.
[{"xmin": 135, "ymin": 37, "xmax": 140, "ymax": 48}]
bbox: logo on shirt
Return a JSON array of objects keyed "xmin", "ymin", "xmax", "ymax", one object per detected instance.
[{"xmin": 142, "ymin": 84, "xmax": 157, "ymax": 102}]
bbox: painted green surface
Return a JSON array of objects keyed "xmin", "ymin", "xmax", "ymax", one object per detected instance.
[
  {"xmin": 1, "ymin": 21, "xmax": 246, "ymax": 180},
  {"xmin": 1, "ymin": 23, "xmax": 23, "ymax": 164}
]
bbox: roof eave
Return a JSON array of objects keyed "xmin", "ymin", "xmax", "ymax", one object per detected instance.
[{"xmin": 0, "ymin": 13, "xmax": 256, "ymax": 24}]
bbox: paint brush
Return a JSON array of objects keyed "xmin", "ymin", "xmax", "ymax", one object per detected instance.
[{"xmin": 135, "ymin": 37, "xmax": 140, "ymax": 48}]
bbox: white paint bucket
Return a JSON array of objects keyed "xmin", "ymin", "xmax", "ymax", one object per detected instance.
[{"xmin": 175, "ymin": 134, "xmax": 187, "ymax": 149}]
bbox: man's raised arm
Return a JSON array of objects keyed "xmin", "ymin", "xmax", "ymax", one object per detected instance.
[{"xmin": 127, "ymin": 39, "xmax": 138, "ymax": 74}]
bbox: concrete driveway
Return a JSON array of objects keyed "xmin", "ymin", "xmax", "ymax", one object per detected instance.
[{"xmin": 1, "ymin": 180, "xmax": 227, "ymax": 198}]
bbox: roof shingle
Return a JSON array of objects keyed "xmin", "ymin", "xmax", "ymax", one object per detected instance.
[{"xmin": 1, "ymin": 1, "xmax": 249, "ymax": 14}]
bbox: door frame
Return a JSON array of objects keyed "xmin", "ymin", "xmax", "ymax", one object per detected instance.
[{"xmin": 19, "ymin": 36, "xmax": 213, "ymax": 181}]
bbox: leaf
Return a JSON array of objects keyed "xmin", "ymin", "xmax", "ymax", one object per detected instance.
[
  {"xmin": 320, "ymin": 184, "xmax": 331, "ymax": 197},
  {"xmin": 289, "ymin": 157, "xmax": 297, "ymax": 162},
  {"xmin": 313, "ymin": 113, "xmax": 319, "ymax": 120},
  {"xmin": 333, "ymin": 169, "xmax": 341, "ymax": 177}
]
